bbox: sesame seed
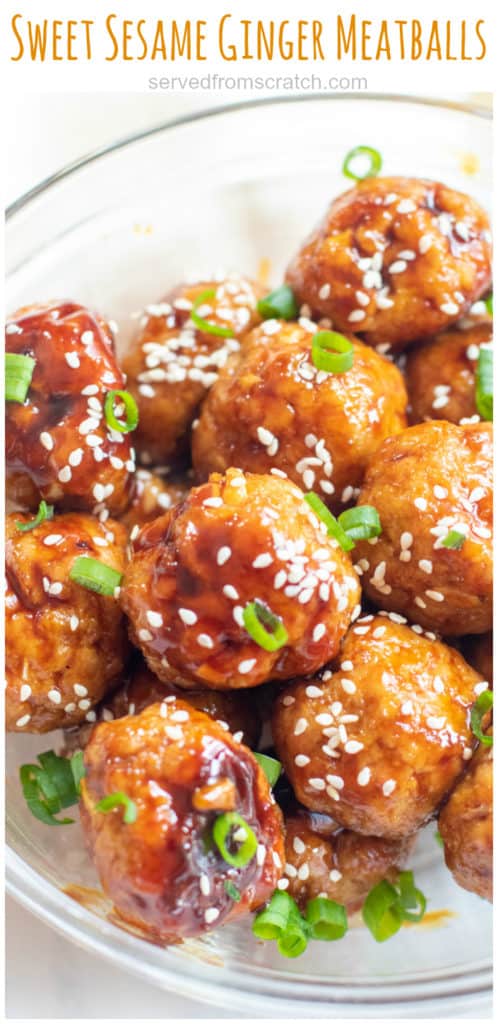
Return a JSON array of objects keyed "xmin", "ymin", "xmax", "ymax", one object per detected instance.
[
  {"xmin": 200, "ymin": 874, "xmax": 210, "ymax": 896},
  {"xmin": 305, "ymin": 685, "xmax": 323, "ymax": 698},
  {"xmin": 427, "ymin": 715, "xmax": 446, "ymax": 730},
  {"xmin": 256, "ymin": 844, "xmax": 266, "ymax": 866},
  {"xmin": 48, "ymin": 689, "xmax": 61, "ymax": 705},
  {"xmin": 74, "ymin": 684, "xmax": 88, "ymax": 697},
  {"xmin": 382, "ymin": 779, "xmax": 397, "ymax": 797},
  {"xmin": 223, "ymin": 584, "xmax": 239, "ymax": 600},
  {"xmin": 345, "ymin": 740, "xmax": 364, "ymax": 754},
  {"xmin": 238, "ymin": 658, "xmax": 256, "ymax": 674},
  {"xmin": 217, "ymin": 546, "xmax": 232, "ymax": 566},
  {"xmin": 357, "ymin": 767, "xmax": 371, "ymax": 786},
  {"xmin": 293, "ymin": 836, "xmax": 306, "ymax": 854},
  {"xmin": 400, "ymin": 532, "xmax": 413, "ymax": 550},
  {"xmin": 197, "ymin": 633, "xmax": 214, "ymax": 649},
  {"xmin": 397, "ymin": 198, "xmax": 417, "ymax": 213},
  {"xmin": 40, "ymin": 432, "xmax": 54, "ymax": 451},
  {"xmin": 65, "ymin": 352, "xmax": 80, "ymax": 369},
  {"xmin": 146, "ymin": 610, "xmax": 163, "ymax": 628},
  {"xmin": 138, "ymin": 628, "xmax": 152, "ymax": 642},
  {"xmin": 294, "ymin": 718, "xmax": 308, "ymax": 736},
  {"xmin": 203, "ymin": 497, "xmax": 223, "ymax": 508},
  {"xmin": 43, "ymin": 534, "xmax": 63, "ymax": 547},
  {"xmin": 474, "ymin": 681, "xmax": 489, "ymax": 696},
  {"xmin": 253, "ymin": 553, "xmax": 273, "ymax": 569},
  {"xmin": 425, "ymin": 590, "xmax": 445, "ymax": 602},
  {"xmin": 329, "ymin": 869, "xmax": 342, "ymax": 883},
  {"xmin": 179, "ymin": 608, "xmax": 197, "ymax": 625},
  {"xmin": 419, "ymin": 559, "xmax": 433, "ymax": 574},
  {"xmin": 297, "ymin": 863, "xmax": 310, "ymax": 880},
  {"xmin": 389, "ymin": 260, "xmax": 408, "ymax": 275},
  {"xmin": 318, "ymin": 283, "xmax": 331, "ymax": 300},
  {"xmin": 20, "ymin": 684, "xmax": 32, "ymax": 702},
  {"xmin": 204, "ymin": 908, "xmax": 219, "ymax": 924},
  {"xmin": 277, "ymin": 878, "xmax": 289, "ymax": 890},
  {"xmin": 68, "ymin": 448, "xmax": 84, "ymax": 467},
  {"xmin": 58, "ymin": 466, "xmax": 72, "ymax": 483},
  {"xmin": 81, "ymin": 330, "xmax": 94, "ymax": 345},
  {"xmin": 414, "ymin": 497, "xmax": 428, "ymax": 511},
  {"xmin": 16, "ymin": 714, "xmax": 31, "ymax": 728},
  {"xmin": 295, "ymin": 754, "xmax": 310, "ymax": 767},
  {"xmin": 309, "ymin": 778, "xmax": 326, "ymax": 791},
  {"xmin": 313, "ymin": 623, "xmax": 326, "ymax": 642},
  {"xmin": 433, "ymin": 485, "xmax": 448, "ymax": 499},
  {"xmin": 282, "ymin": 695, "xmax": 295, "ymax": 706},
  {"xmin": 440, "ymin": 301, "xmax": 459, "ymax": 316}
]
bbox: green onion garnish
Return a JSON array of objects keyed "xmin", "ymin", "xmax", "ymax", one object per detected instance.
[
  {"xmin": 95, "ymin": 791, "xmax": 137, "ymax": 824},
  {"xmin": 470, "ymin": 690, "xmax": 493, "ymax": 746},
  {"xmin": 484, "ymin": 293, "xmax": 493, "ymax": 316},
  {"xmin": 342, "ymin": 145, "xmax": 383, "ymax": 182},
  {"xmin": 19, "ymin": 750, "xmax": 85, "ymax": 826},
  {"xmin": 104, "ymin": 389, "xmax": 139, "ymax": 434},
  {"xmin": 362, "ymin": 871, "xmax": 426, "ymax": 942},
  {"xmin": 475, "ymin": 348, "xmax": 493, "ymax": 421},
  {"xmin": 337, "ymin": 505, "xmax": 382, "ymax": 542},
  {"xmin": 16, "ymin": 500, "xmax": 54, "ymax": 533},
  {"xmin": 243, "ymin": 600, "xmax": 288, "ymax": 652},
  {"xmin": 257, "ymin": 284, "xmax": 298, "ymax": 321},
  {"xmin": 5, "ymin": 352, "xmax": 36, "ymax": 403},
  {"xmin": 311, "ymin": 331, "xmax": 354, "ymax": 374},
  {"xmin": 435, "ymin": 830, "xmax": 444, "ymax": 848},
  {"xmin": 442, "ymin": 529, "xmax": 466, "ymax": 550},
  {"xmin": 212, "ymin": 812, "xmax": 258, "ymax": 867},
  {"xmin": 304, "ymin": 492, "xmax": 354, "ymax": 551},
  {"xmin": 69, "ymin": 556, "xmax": 123, "ymax": 596},
  {"xmin": 190, "ymin": 288, "xmax": 234, "ymax": 338},
  {"xmin": 224, "ymin": 880, "xmax": 242, "ymax": 902},
  {"xmin": 305, "ymin": 896, "xmax": 348, "ymax": 941},
  {"xmin": 254, "ymin": 753, "xmax": 282, "ymax": 788},
  {"xmin": 253, "ymin": 890, "xmax": 347, "ymax": 958}
]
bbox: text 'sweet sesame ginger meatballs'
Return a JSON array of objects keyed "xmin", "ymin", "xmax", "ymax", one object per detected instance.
[
  {"xmin": 120, "ymin": 469, "xmax": 361, "ymax": 690},
  {"xmin": 354, "ymin": 421, "xmax": 492, "ymax": 635},
  {"xmin": 193, "ymin": 320, "xmax": 407, "ymax": 512},
  {"xmin": 285, "ymin": 177, "xmax": 491, "ymax": 351},
  {"xmin": 5, "ymin": 511, "xmax": 128, "ymax": 733},
  {"xmin": 273, "ymin": 615, "xmax": 484, "ymax": 839},
  {"xmin": 80, "ymin": 699, "xmax": 284, "ymax": 941},
  {"xmin": 5, "ymin": 301, "xmax": 136, "ymax": 516},
  {"xmin": 123, "ymin": 276, "xmax": 263, "ymax": 466}
]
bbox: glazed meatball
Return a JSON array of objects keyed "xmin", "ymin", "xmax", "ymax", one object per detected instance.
[
  {"xmin": 406, "ymin": 323, "xmax": 492, "ymax": 425},
  {"xmin": 80, "ymin": 699, "xmax": 284, "ymax": 941},
  {"xmin": 64, "ymin": 659, "xmax": 262, "ymax": 754},
  {"xmin": 273, "ymin": 615, "xmax": 484, "ymax": 838},
  {"xmin": 283, "ymin": 807, "xmax": 413, "ymax": 914},
  {"xmin": 464, "ymin": 632, "xmax": 493, "ymax": 685},
  {"xmin": 285, "ymin": 177, "xmax": 491, "ymax": 351},
  {"xmin": 6, "ymin": 301, "xmax": 136, "ymax": 516},
  {"xmin": 192, "ymin": 320, "xmax": 407, "ymax": 512},
  {"xmin": 123, "ymin": 276, "xmax": 263, "ymax": 466},
  {"xmin": 120, "ymin": 470, "xmax": 190, "ymax": 536},
  {"xmin": 439, "ymin": 730, "xmax": 493, "ymax": 901},
  {"xmin": 5, "ymin": 511, "xmax": 128, "ymax": 733},
  {"xmin": 354, "ymin": 421, "xmax": 492, "ymax": 635},
  {"xmin": 120, "ymin": 469, "xmax": 361, "ymax": 690}
]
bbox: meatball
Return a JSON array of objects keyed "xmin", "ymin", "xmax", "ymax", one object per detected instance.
[
  {"xmin": 464, "ymin": 632, "xmax": 493, "ymax": 685},
  {"xmin": 439, "ymin": 730, "xmax": 493, "ymax": 901},
  {"xmin": 123, "ymin": 276, "xmax": 263, "ymax": 466},
  {"xmin": 354, "ymin": 421, "xmax": 492, "ymax": 635},
  {"xmin": 120, "ymin": 469, "xmax": 360, "ymax": 691},
  {"xmin": 6, "ymin": 301, "xmax": 136, "ymax": 516},
  {"xmin": 283, "ymin": 807, "xmax": 414, "ymax": 914},
  {"xmin": 5, "ymin": 511, "xmax": 128, "ymax": 733},
  {"xmin": 285, "ymin": 177, "xmax": 491, "ymax": 351},
  {"xmin": 405, "ymin": 323, "xmax": 492, "ymax": 425},
  {"xmin": 272, "ymin": 615, "xmax": 484, "ymax": 838},
  {"xmin": 192, "ymin": 320, "xmax": 407, "ymax": 512},
  {"xmin": 120, "ymin": 470, "xmax": 190, "ymax": 536},
  {"xmin": 80, "ymin": 699, "xmax": 284, "ymax": 941},
  {"xmin": 63, "ymin": 659, "xmax": 262, "ymax": 754}
]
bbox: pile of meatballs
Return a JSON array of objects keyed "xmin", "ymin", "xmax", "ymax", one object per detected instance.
[{"xmin": 5, "ymin": 169, "xmax": 493, "ymax": 951}]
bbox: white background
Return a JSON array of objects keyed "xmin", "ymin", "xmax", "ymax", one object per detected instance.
[{"xmin": 3, "ymin": 0, "xmax": 494, "ymax": 1016}]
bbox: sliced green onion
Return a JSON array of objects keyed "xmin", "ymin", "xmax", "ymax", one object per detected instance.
[
  {"xmin": 69, "ymin": 556, "xmax": 123, "ymax": 597},
  {"xmin": 484, "ymin": 293, "xmax": 493, "ymax": 316},
  {"xmin": 396, "ymin": 871, "xmax": 426, "ymax": 923},
  {"xmin": 338, "ymin": 505, "xmax": 382, "ymax": 542},
  {"xmin": 305, "ymin": 897, "xmax": 348, "ymax": 941},
  {"xmin": 435, "ymin": 830, "xmax": 444, "ymax": 848},
  {"xmin": 16, "ymin": 500, "xmax": 54, "ymax": 533},
  {"xmin": 304, "ymin": 492, "xmax": 354, "ymax": 552},
  {"xmin": 95, "ymin": 791, "xmax": 137, "ymax": 824},
  {"xmin": 363, "ymin": 872, "xmax": 427, "ymax": 942},
  {"xmin": 224, "ymin": 880, "xmax": 241, "ymax": 902},
  {"xmin": 253, "ymin": 890, "xmax": 308, "ymax": 957},
  {"xmin": 475, "ymin": 348, "xmax": 493, "ymax": 421},
  {"xmin": 470, "ymin": 690, "xmax": 493, "ymax": 746},
  {"xmin": 362, "ymin": 879, "xmax": 404, "ymax": 942},
  {"xmin": 213, "ymin": 812, "xmax": 258, "ymax": 867},
  {"xmin": 254, "ymin": 753, "xmax": 282, "ymax": 788},
  {"xmin": 19, "ymin": 750, "xmax": 84, "ymax": 826},
  {"xmin": 243, "ymin": 600, "xmax": 288, "ymax": 653},
  {"xmin": 311, "ymin": 331, "xmax": 354, "ymax": 374},
  {"xmin": 342, "ymin": 145, "xmax": 383, "ymax": 182},
  {"xmin": 104, "ymin": 389, "xmax": 139, "ymax": 433},
  {"xmin": 442, "ymin": 529, "xmax": 466, "ymax": 550},
  {"xmin": 191, "ymin": 288, "xmax": 234, "ymax": 338},
  {"xmin": 257, "ymin": 284, "xmax": 298, "ymax": 321},
  {"xmin": 5, "ymin": 352, "xmax": 36, "ymax": 403}
]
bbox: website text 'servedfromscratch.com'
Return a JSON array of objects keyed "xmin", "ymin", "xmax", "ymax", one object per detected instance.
[{"xmin": 148, "ymin": 72, "xmax": 368, "ymax": 91}]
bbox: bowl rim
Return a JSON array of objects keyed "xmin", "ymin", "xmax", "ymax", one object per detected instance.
[
  {"xmin": 6, "ymin": 92, "xmax": 491, "ymax": 219},
  {"xmin": 5, "ymin": 92, "xmax": 493, "ymax": 1014}
]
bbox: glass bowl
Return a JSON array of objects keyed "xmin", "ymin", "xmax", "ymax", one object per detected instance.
[{"xmin": 5, "ymin": 94, "xmax": 493, "ymax": 1018}]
